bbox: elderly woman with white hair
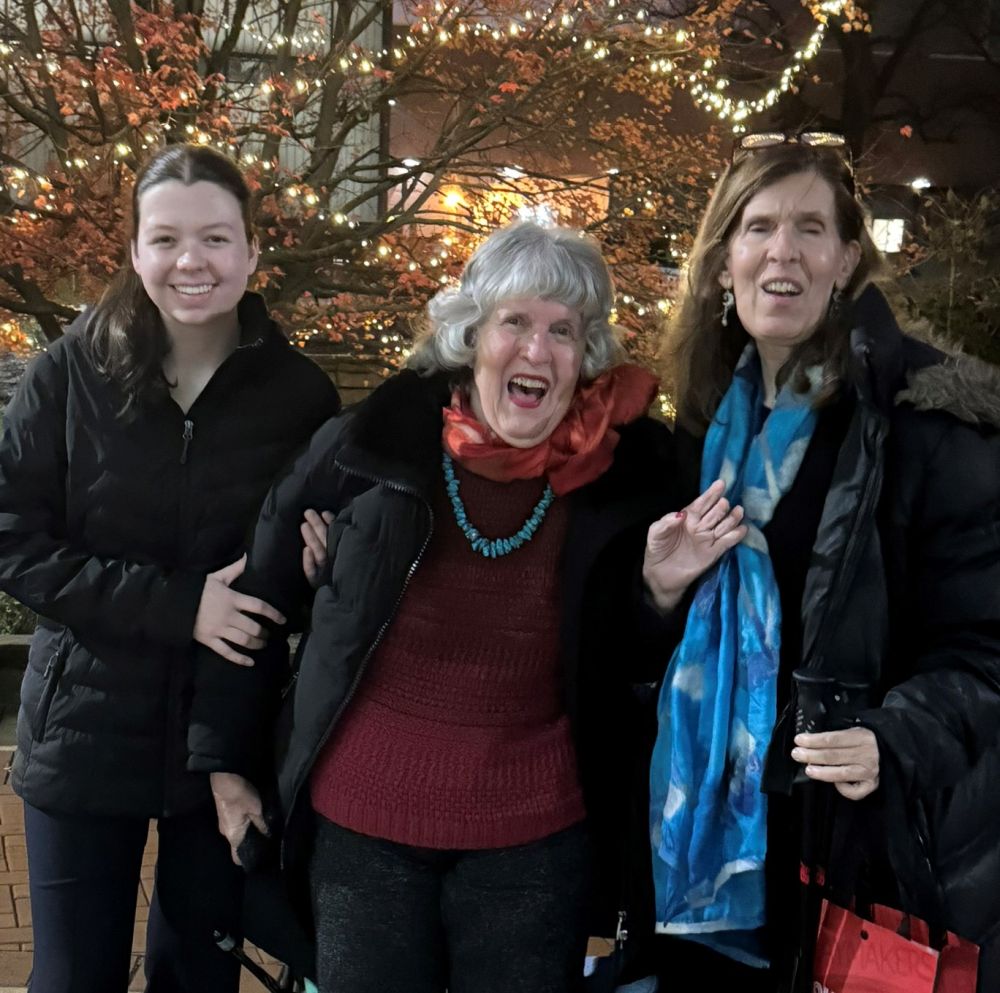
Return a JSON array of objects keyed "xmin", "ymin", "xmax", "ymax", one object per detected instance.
[{"xmin": 187, "ymin": 221, "xmax": 740, "ymax": 993}]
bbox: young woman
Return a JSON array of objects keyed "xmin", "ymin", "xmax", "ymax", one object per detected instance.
[{"xmin": 0, "ymin": 144, "xmax": 340, "ymax": 993}]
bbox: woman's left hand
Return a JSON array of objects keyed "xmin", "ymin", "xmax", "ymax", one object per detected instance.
[
  {"xmin": 210, "ymin": 771, "xmax": 268, "ymax": 865},
  {"xmin": 792, "ymin": 727, "xmax": 880, "ymax": 801},
  {"xmin": 301, "ymin": 508, "xmax": 334, "ymax": 588}
]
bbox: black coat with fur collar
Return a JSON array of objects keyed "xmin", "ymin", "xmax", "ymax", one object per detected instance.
[
  {"xmin": 674, "ymin": 285, "xmax": 1000, "ymax": 990},
  {"xmin": 188, "ymin": 368, "xmax": 675, "ymax": 934}
]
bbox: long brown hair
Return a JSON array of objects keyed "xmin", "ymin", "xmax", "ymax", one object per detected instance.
[
  {"xmin": 84, "ymin": 144, "xmax": 254, "ymax": 415},
  {"xmin": 666, "ymin": 144, "xmax": 882, "ymax": 434}
]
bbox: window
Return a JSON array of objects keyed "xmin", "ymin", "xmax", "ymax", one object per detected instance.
[{"xmin": 872, "ymin": 217, "xmax": 906, "ymax": 254}]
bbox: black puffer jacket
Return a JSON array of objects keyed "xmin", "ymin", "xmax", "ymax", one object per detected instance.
[
  {"xmin": 676, "ymin": 286, "xmax": 1000, "ymax": 990},
  {"xmin": 188, "ymin": 368, "xmax": 675, "ymax": 937},
  {"xmin": 0, "ymin": 294, "xmax": 340, "ymax": 818}
]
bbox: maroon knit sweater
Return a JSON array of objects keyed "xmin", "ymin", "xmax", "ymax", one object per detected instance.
[{"xmin": 309, "ymin": 461, "xmax": 586, "ymax": 849}]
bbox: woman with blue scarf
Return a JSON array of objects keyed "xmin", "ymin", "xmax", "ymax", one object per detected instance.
[{"xmin": 643, "ymin": 134, "xmax": 1000, "ymax": 991}]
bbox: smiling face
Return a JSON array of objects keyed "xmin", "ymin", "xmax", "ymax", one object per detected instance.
[
  {"xmin": 469, "ymin": 297, "xmax": 585, "ymax": 448},
  {"xmin": 720, "ymin": 170, "xmax": 860, "ymax": 369},
  {"xmin": 130, "ymin": 179, "xmax": 258, "ymax": 341}
]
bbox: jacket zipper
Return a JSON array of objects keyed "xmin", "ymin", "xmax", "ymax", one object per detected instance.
[
  {"xmin": 32, "ymin": 646, "xmax": 68, "ymax": 741},
  {"xmin": 180, "ymin": 419, "xmax": 194, "ymax": 464},
  {"xmin": 615, "ymin": 909, "xmax": 629, "ymax": 947},
  {"xmin": 166, "ymin": 414, "xmax": 196, "ymax": 813},
  {"xmin": 281, "ymin": 460, "xmax": 434, "ymax": 864}
]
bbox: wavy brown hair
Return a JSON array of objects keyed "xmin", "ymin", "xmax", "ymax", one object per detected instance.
[
  {"xmin": 666, "ymin": 144, "xmax": 883, "ymax": 434},
  {"xmin": 83, "ymin": 144, "xmax": 255, "ymax": 416}
]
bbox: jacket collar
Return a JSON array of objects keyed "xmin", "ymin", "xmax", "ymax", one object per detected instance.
[
  {"xmin": 334, "ymin": 369, "xmax": 452, "ymax": 497},
  {"xmin": 846, "ymin": 284, "xmax": 914, "ymax": 414},
  {"xmin": 236, "ymin": 292, "xmax": 282, "ymax": 350},
  {"xmin": 897, "ymin": 351, "xmax": 1000, "ymax": 429},
  {"xmin": 847, "ymin": 284, "xmax": 1000, "ymax": 429}
]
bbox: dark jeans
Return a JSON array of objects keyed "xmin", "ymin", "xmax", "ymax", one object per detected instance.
[
  {"xmin": 24, "ymin": 802, "xmax": 243, "ymax": 993},
  {"xmin": 309, "ymin": 818, "xmax": 592, "ymax": 993}
]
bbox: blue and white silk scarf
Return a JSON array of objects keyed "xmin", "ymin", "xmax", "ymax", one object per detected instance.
[{"xmin": 649, "ymin": 346, "xmax": 820, "ymax": 967}]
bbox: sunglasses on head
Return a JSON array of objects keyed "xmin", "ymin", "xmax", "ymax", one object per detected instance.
[
  {"xmin": 733, "ymin": 130, "xmax": 850, "ymax": 160},
  {"xmin": 730, "ymin": 130, "xmax": 854, "ymax": 190}
]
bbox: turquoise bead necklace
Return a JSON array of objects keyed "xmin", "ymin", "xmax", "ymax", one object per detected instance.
[{"xmin": 442, "ymin": 452, "xmax": 554, "ymax": 558}]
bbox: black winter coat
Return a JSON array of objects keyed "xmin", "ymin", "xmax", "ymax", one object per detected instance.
[
  {"xmin": 188, "ymin": 368, "xmax": 675, "ymax": 936},
  {"xmin": 0, "ymin": 294, "xmax": 340, "ymax": 818},
  {"xmin": 674, "ymin": 286, "xmax": 1000, "ymax": 990}
]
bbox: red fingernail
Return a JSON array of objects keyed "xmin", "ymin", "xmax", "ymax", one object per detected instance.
[{"xmin": 675, "ymin": 510, "xmax": 686, "ymax": 520}]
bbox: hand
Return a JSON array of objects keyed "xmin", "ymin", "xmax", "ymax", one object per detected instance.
[
  {"xmin": 792, "ymin": 727, "xmax": 881, "ymax": 801},
  {"xmin": 642, "ymin": 479, "xmax": 748, "ymax": 612},
  {"xmin": 301, "ymin": 509, "xmax": 334, "ymax": 588},
  {"xmin": 210, "ymin": 772, "xmax": 268, "ymax": 866},
  {"xmin": 193, "ymin": 555, "xmax": 286, "ymax": 667}
]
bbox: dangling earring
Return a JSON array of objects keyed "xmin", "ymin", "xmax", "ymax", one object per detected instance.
[
  {"xmin": 829, "ymin": 288, "xmax": 843, "ymax": 319},
  {"xmin": 721, "ymin": 288, "xmax": 735, "ymax": 327}
]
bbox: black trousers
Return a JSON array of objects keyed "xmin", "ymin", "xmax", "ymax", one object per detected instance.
[
  {"xmin": 309, "ymin": 818, "xmax": 593, "ymax": 993},
  {"xmin": 24, "ymin": 802, "xmax": 243, "ymax": 993}
]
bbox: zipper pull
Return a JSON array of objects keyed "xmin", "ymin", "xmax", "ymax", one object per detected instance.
[
  {"xmin": 615, "ymin": 910, "xmax": 629, "ymax": 947},
  {"xmin": 180, "ymin": 419, "xmax": 194, "ymax": 464}
]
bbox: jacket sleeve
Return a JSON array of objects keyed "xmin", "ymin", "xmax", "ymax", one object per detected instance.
[
  {"xmin": 186, "ymin": 414, "xmax": 349, "ymax": 778},
  {"xmin": 860, "ymin": 413, "xmax": 1000, "ymax": 800},
  {"xmin": 0, "ymin": 344, "xmax": 205, "ymax": 649}
]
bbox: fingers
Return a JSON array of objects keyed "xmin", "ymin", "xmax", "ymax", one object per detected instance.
[
  {"xmin": 303, "ymin": 546, "xmax": 319, "ymax": 586},
  {"xmin": 795, "ymin": 728, "xmax": 873, "ymax": 749},
  {"xmin": 646, "ymin": 512, "xmax": 684, "ymax": 554},
  {"xmin": 302, "ymin": 508, "xmax": 330, "ymax": 551},
  {"xmin": 696, "ymin": 496, "xmax": 731, "ymax": 533},
  {"xmin": 220, "ymin": 626, "xmax": 266, "ymax": 651},
  {"xmin": 229, "ymin": 591, "xmax": 286, "ymax": 626},
  {"xmin": 686, "ymin": 479, "xmax": 727, "ymax": 517},
  {"xmin": 226, "ymin": 822, "xmax": 249, "ymax": 865},
  {"xmin": 300, "ymin": 516, "xmax": 327, "ymax": 565},
  {"xmin": 797, "ymin": 761, "xmax": 876, "ymax": 784},
  {"xmin": 835, "ymin": 779, "xmax": 879, "ymax": 801},
  {"xmin": 209, "ymin": 637, "xmax": 254, "ymax": 668},
  {"xmin": 224, "ymin": 812, "xmax": 268, "ymax": 865},
  {"xmin": 685, "ymin": 481, "xmax": 746, "ymax": 542},
  {"xmin": 713, "ymin": 523, "xmax": 748, "ymax": 554},
  {"xmin": 649, "ymin": 505, "xmax": 745, "ymax": 552},
  {"xmin": 713, "ymin": 504, "xmax": 745, "ymax": 538},
  {"xmin": 791, "ymin": 744, "xmax": 878, "ymax": 776},
  {"xmin": 248, "ymin": 811, "xmax": 270, "ymax": 837},
  {"xmin": 792, "ymin": 727, "xmax": 880, "ymax": 799},
  {"xmin": 798, "ymin": 759, "xmax": 879, "ymax": 800},
  {"xmin": 213, "ymin": 609, "xmax": 267, "ymax": 648},
  {"xmin": 211, "ymin": 554, "xmax": 247, "ymax": 586}
]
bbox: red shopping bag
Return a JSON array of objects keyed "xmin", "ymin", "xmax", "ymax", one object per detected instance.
[{"xmin": 813, "ymin": 899, "xmax": 979, "ymax": 993}]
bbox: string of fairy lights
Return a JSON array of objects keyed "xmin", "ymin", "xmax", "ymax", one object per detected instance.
[{"xmin": 1, "ymin": 0, "xmax": 855, "ymax": 378}]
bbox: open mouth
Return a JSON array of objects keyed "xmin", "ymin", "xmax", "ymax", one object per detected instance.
[
  {"xmin": 761, "ymin": 279, "xmax": 803, "ymax": 298},
  {"xmin": 507, "ymin": 375, "xmax": 549, "ymax": 408},
  {"xmin": 171, "ymin": 283, "xmax": 215, "ymax": 297}
]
